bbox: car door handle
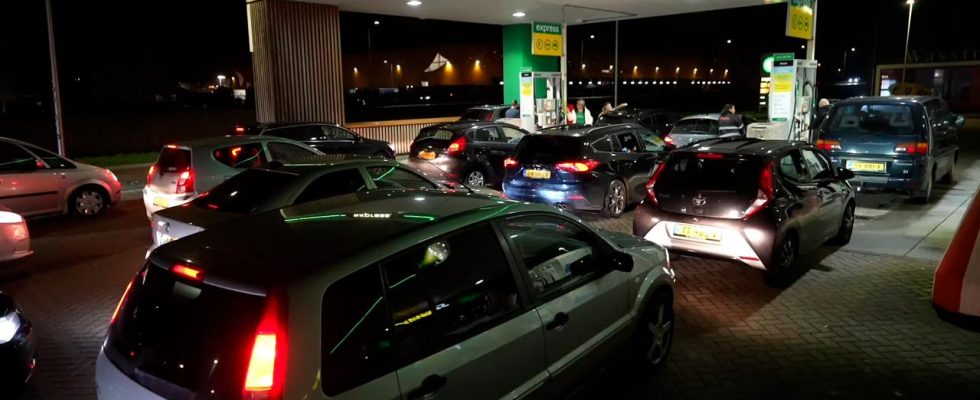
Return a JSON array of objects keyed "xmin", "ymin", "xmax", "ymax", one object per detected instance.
[
  {"xmin": 408, "ymin": 374, "xmax": 447, "ymax": 400},
  {"xmin": 546, "ymin": 312, "xmax": 570, "ymax": 331}
]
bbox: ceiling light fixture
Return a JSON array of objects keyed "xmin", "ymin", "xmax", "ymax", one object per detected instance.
[
  {"xmin": 512, "ymin": 11, "xmax": 526, "ymax": 18},
  {"xmin": 406, "ymin": 0, "xmax": 422, "ymax": 6}
]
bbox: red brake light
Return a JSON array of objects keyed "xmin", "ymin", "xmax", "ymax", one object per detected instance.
[
  {"xmin": 146, "ymin": 164, "xmax": 157, "ymax": 185},
  {"xmin": 645, "ymin": 161, "xmax": 668, "ymax": 205},
  {"xmin": 165, "ymin": 144, "xmax": 178, "ymax": 149},
  {"xmin": 816, "ymin": 139, "xmax": 841, "ymax": 151},
  {"xmin": 504, "ymin": 157, "xmax": 518, "ymax": 169},
  {"xmin": 742, "ymin": 161, "xmax": 775, "ymax": 220},
  {"xmin": 171, "ymin": 264, "xmax": 203, "ymax": 281},
  {"xmin": 110, "ymin": 275, "xmax": 137, "ymax": 325},
  {"xmin": 555, "ymin": 160, "xmax": 600, "ymax": 173},
  {"xmin": 664, "ymin": 135, "xmax": 674, "ymax": 144},
  {"xmin": 697, "ymin": 153, "xmax": 725, "ymax": 159},
  {"xmin": 243, "ymin": 292, "xmax": 287, "ymax": 400},
  {"xmin": 176, "ymin": 170, "xmax": 195, "ymax": 194},
  {"xmin": 235, "ymin": 126, "xmax": 246, "ymax": 134},
  {"xmin": 447, "ymin": 137, "xmax": 467, "ymax": 154},
  {"xmin": 895, "ymin": 142, "xmax": 928, "ymax": 155}
]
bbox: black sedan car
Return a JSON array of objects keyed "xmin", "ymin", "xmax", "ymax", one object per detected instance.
[
  {"xmin": 408, "ymin": 121, "xmax": 528, "ymax": 187},
  {"xmin": 634, "ymin": 138, "xmax": 856, "ymax": 286},
  {"xmin": 0, "ymin": 291, "xmax": 35, "ymax": 390},
  {"xmin": 238, "ymin": 122, "xmax": 396, "ymax": 158},
  {"xmin": 596, "ymin": 107, "xmax": 676, "ymax": 137},
  {"xmin": 503, "ymin": 124, "xmax": 670, "ymax": 218}
]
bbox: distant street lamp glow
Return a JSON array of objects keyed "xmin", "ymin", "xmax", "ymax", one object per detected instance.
[
  {"xmin": 406, "ymin": 0, "xmax": 422, "ymax": 6},
  {"xmin": 512, "ymin": 11, "xmax": 526, "ymax": 18},
  {"xmin": 589, "ymin": 34, "xmax": 595, "ymax": 39},
  {"xmin": 216, "ymin": 75, "xmax": 226, "ymax": 80},
  {"xmin": 726, "ymin": 39, "xmax": 732, "ymax": 44},
  {"xmin": 374, "ymin": 20, "xmax": 380, "ymax": 25}
]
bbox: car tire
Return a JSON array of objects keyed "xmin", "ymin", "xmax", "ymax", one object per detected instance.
[
  {"xmin": 765, "ymin": 233, "xmax": 797, "ymax": 288},
  {"xmin": 633, "ymin": 290, "xmax": 674, "ymax": 369},
  {"xmin": 601, "ymin": 180, "xmax": 627, "ymax": 218},
  {"xmin": 830, "ymin": 203, "xmax": 855, "ymax": 245},
  {"xmin": 70, "ymin": 186, "xmax": 108, "ymax": 217},
  {"xmin": 912, "ymin": 169, "xmax": 935, "ymax": 203},
  {"xmin": 463, "ymin": 168, "xmax": 487, "ymax": 187}
]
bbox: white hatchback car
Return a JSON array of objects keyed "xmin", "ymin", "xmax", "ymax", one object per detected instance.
[
  {"xmin": 0, "ymin": 137, "xmax": 122, "ymax": 217},
  {"xmin": 142, "ymin": 135, "xmax": 322, "ymax": 218}
]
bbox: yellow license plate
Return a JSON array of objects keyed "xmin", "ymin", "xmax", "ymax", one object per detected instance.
[
  {"xmin": 153, "ymin": 197, "xmax": 170, "ymax": 208},
  {"xmin": 524, "ymin": 169, "xmax": 552, "ymax": 179},
  {"xmin": 849, "ymin": 161, "xmax": 886, "ymax": 172},
  {"xmin": 672, "ymin": 224, "xmax": 722, "ymax": 242},
  {"xmin": 418, "ymin": 151, "xmax": 437, "ymax": 160}
]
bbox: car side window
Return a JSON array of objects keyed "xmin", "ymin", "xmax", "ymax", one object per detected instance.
[
  {"xmin": 322, "ymin": 126, "xmax": 357, "ymax": 141},
  {"xmin": 499, "ymin": 215, "xmax": 603, "ymax": 296},
  {"xmin": 265, "ymin": 126, "xmax": 318, "ymax": 141},
  {"xmin": 321, "ymin": 266, "xmax": 393, "ymax": 397},
  {"xmin": 636, "ymin": 129, "xmax": 666, "ymax": 152},
  {"xmin": 294, "ymin": 168, "xmax": 367, "ymax": 204},
  {"xmin": 467, "ymin": 127, "xmax": 499, "ymax": 143},
  {"xmin": 640, "ymin": 115, "xmax": 656, "ymax": 129},
  {"xmin": 0, "ymin": 142, "xmax": 39, "ymax": 173},
  {"xmin": 777, "ymin": 150, "xmax": 808, "ymax": 183},
  {"xmin": 24, "ymin": 144, "xmax": 74, "ymax": 169},
  {"xmin": 801, "ymin": 149, "xmax": 833, "ymax": 181},
  {"xmin": 616, "ymin": 132, "xmax": 641, "ymax": 153},
  {"xmin": 591, "ymin": 136, "xmax": 614, "ymax": 152},
  {"xmin": 500, "ymin": 126, "xmax": 526, "ymax": 143},
  {"xmin": 366, "ymin": 166, "xmax": 438, "ymax": 190},
  {"xmin": 381, "ymin": 223, "xmax": 520, "ymax": 365},
  {"xmin": 212, "ymin": 143, "xmax": 267, "ymax": 169},
  {"xmin": 267, "ymin": 142, "xmax": 317, "ymax": 161}
]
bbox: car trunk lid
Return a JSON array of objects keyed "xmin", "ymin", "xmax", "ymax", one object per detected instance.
[
  {"xmin": 148, "ymin": 146, "xmax": 193, "ymax": 195},
  {"xmin": 653, "ymin": 153, "xmax": 765, "ymax": 219},
  {"xmin": 511, "ymin": 135, "xmax": 592, "ymax": 184}
]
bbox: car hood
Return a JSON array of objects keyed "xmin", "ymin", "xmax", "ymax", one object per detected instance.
[
  {"xmin": 154, "ymin": 203, "xmax": 242, "ymax": 230},
  {"xmin": 598, "ymin": 229, "xmax": 656, "ymax": 249}
]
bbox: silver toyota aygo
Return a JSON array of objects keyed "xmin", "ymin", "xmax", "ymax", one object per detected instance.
[{"xmin": 97, "ymin": 191, "xmax": 675, "ymax": 400}]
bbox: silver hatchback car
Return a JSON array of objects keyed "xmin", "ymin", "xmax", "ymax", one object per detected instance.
[
  {"xmin": 0, "ymin": 137, "xmax": 122, "ymax": 217},
  {"xmin": 98, "ymin": 191, "xmax": 675, "ymax": 400}
]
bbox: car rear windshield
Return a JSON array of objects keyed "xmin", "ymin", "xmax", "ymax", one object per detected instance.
[
  {"xmin": 157, "ymin": 147, "xmax": 191, "ymax": 173},
  {"xmin": 658, "ymin": 154, "xmax": 764, "ymax": 195},
  {"xmin": 597, "ymin": 115, "xmax": 628, "ymax": 124},
  {"xmin": 459, "ymin": 109, "xmax": 491, "ymax": 121},
  {"xmin": 515, "ymin": 135, "xmax": 586, "ymax": 163},
  {"xmin": 105, "ymin": 263, "xmax": 265, "ymax": 398},
  {"xmin": 672, "ymin": 119, "xmax": 719, "ymax": 135},
  {"xmin": 193, "ymin": 169, "xmax": 299, "ymax": 214},
  {"xmin": 827, "ymin": 103, "xmax": 924, "ymax": 137},
  {"xmin": 415, "ymin": 129, "xmax": 457, "ymax": 142}
]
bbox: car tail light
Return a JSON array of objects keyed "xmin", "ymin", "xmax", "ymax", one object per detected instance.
[
  {"xmin": 696, "ymin": 153, "xmax": 725, "ymax": 159},
  {"xmin": 243, "ymin": 292, "xmax": 287, "ymax": 400},
  {"xmin": 176, "ymin": 170, "xmax": 195, "ymax": 194},
  {"xmin": 895, "ymin": 142, "xmax": 928, "ymax": 155},
  {"xmin": 816, "ymin": 139, "xmax": 841, "ymax": 151},
  {"xmin": 110, "ymin": 275, "xmax": 137, "ymax": 325},
  {"xmin": 742, "ymin": 161, "xmax": 775, "ymax": 220},
  {"xmin": 555, "ymin": 160, "xmax": 600, "ymax": 173},
  {"xmin": 171, "ymin": 264, "xmax": 203, "ymax": 282},
  {"xmin": 504, "ymin": 157, "xmax": 518, "ymax": 169},
  {"xmin": 664, "ymin": 135, "xmax": 674, "ymax": 144},
  {"xmin": 235, "ymin": 126, "xmax": 247, "ymax": 134},
  {"xmin": 146, "ymin": 164, "xmax": 157, "ymax": 185},
  {"xmin": 447, "ymin": 137, "xmax": 467, "ymax": 155},
  {"xmin": 645, "ymin": 161, "xmax": 668, "ymax": 205}
]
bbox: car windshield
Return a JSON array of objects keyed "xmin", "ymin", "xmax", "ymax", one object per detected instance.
[
  {"xmin": 157, "ymin": 147, "xmax": 191, "ymax": 173},
  {"xmin": 192, "ymin": 169, "xmax": 299, "ymax": 214},
  {"xmin": 459, "ymin": 109, "xmax": 491, "ymax": 121},
  {"xmin": 658, "ymin": 153, "xmax": 764, "ymax": 196},
  {"xmin": 671, "ymin": 119, "xmax": 719, "ymax": 135},
  {"xmin": 515, "ymin": 135, "xmax": 585, "ymax": 163},
  {"xmin": 827, "ymin": 103, "xmax": 923, "ymax": 136}
]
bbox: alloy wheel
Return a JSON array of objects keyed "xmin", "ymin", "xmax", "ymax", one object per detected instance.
[
  {"xmin": 606, "ymin": 181, "xmax": 626, "ymax": 216},
  {"xmin": 645, "ymin": 301, "xmax": 674, "ymax": 365},
  {"xmin": 75, "ymin": 190, "xmax": 105, "ymax": 216},
  {"xmin": 465, "ymin": 170, "xmax": 485, "ymax": 187}
]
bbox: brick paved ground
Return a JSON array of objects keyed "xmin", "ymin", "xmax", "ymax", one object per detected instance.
[{"xmin": 4, "ymin": 203, "xmax": 980, "ymax": 399}]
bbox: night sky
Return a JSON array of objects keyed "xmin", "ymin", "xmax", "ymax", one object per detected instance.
[{"xmin": 1, "ymin": 0, "xmax": 977, "ymax": 107}]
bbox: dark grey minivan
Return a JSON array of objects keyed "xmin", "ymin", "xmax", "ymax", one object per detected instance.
[{"xmin": 816, "ymin": 96, "xmax": 964, "ymax": 202}]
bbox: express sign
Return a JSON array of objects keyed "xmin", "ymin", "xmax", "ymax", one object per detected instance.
[
  {"xmin": 531, "ymin": 22, "xmax": 562, "ymax": 57},
  {"xmin": 785, "ymin": 0, "xmax": 814, "ymax": 40}
]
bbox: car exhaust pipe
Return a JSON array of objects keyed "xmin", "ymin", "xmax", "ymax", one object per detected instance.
[{"xmin": 555, "ymin": 203, "xmax": 568, "ymax": 211}]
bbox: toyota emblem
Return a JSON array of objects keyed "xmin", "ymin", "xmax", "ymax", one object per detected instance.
[{"xmin": 692, "ymin": 194, "xmax": 707, "ymax": 207}]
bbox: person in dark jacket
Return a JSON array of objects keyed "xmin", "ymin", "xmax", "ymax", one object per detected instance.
[{"xmin": 718, "ymin": 103, "xmax": 744, "ymax": 136}]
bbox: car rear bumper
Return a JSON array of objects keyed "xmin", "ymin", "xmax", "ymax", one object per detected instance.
[
  {"xmin": 503, "ymin": 180, "xmax": 602, "ymax": 211},
  {"xmin": 0, "ymin": 221, "xmax": 31, "ymax": 262},
  {"xmin": 142, "ymin": 187, "xmax": 195, "ymax": 218},
  {"xmin": 633, "ymin": 201, "xmax": 774, "ymax": 269},
  {"xmin": 829, "ymin": 155, "xmax": 928, "ymax": 194},
  {"xmin": 96, "ymin": 350, "xmax": 166, "ymax": 400}
]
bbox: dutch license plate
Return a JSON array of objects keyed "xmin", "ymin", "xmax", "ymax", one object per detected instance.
[
  {"xmin": 524, "ymin": 169, "xmax": 552, "ymax": 179},
  {"xmin": 153, "ymin": 197, "xmax": 170, "ymax": 208},
  {"xmin": 848, "ymin": 161, "xmax": 886, "ymax": 172},
  {"xmin": 672, "ymin": 224, "xmax": 722, "ymax": 242},
  {"xmin": 418, "ymin": 151, "xmax": 437, "ymax": 160}
]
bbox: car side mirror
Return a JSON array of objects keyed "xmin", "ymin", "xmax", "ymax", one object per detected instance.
[
  {"xmin": 954, "ymin": 115, "xmax": 966, "ymax": 129},
  {"xmin": 837, "ymin": 167, "xmax": 855, "ymax": 180},
  {"xmin": 609, "ymin": 250, "xmax": 634, "ymax": 273}
]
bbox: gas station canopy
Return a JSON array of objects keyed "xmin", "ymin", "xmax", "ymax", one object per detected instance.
[{"xmin": 306, "ymin": 0, "xmax": 768, "ymax": 25}]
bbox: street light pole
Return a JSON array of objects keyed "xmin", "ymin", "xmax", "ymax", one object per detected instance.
[
  {"xmin": 44, "ymin": 0, "xmax": 66, "ymax": 156},
  {"xmin": 902, "ymin": 0, "xmax": 915, "ymax": 83}
]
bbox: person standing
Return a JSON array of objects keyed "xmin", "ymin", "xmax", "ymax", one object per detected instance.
[
  {"xmin": 718, "ymin": 103, "xmax": 744, "ymax": 136},
  {"xmin": 813, "ymin": 98, "xmax": 832, "ymax": 128},
  {"xmin": 566, "ymin": 99, "xmax": 594, "ymax": 125},
  {"xmin": 504, "ymin": 99, "xmax": 520, "ymax": 118}
]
